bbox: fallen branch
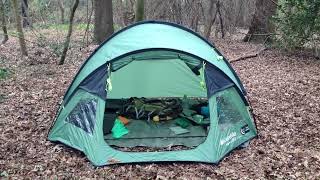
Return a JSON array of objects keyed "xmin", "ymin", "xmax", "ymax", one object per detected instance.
[{"xmin": 230, "ymin": 47, "xmax": 267, "ymax": 63}]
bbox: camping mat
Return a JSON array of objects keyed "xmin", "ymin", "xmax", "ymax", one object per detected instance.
[{"xmin": 104, "ymin": 119, "xmax": 207, "ymax": 148}]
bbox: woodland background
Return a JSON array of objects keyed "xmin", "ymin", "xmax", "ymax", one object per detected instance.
[{"xmin": 0, "ymin": 0, "xmax": 319, "ymax": 179}]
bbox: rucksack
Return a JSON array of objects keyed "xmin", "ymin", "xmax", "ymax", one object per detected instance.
[{"xmin": 120, "ymin": 97, "xmax": 182, "ymax": 121}]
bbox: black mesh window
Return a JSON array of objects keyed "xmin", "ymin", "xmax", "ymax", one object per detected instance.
[
  {"xmin": 66, "ymin": 99, "xmax": 97, "ymax": 134},
  {"xmin": 217, "ymin": 96, "xmax": 244, "ymax": 130}
]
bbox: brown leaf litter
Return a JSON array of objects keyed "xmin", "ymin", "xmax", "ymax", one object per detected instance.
[{"xmin": 0, "ymin": 36, "xmax": 319, "ymax": 179}]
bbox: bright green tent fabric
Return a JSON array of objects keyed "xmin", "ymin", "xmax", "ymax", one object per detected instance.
[
  {"xmin": 62, "ymin": 22, "xmax": 244, "ymax": 103},
  {"xmin": 108, "ymin": 59, "xmax": 206, "ymax": 98},
  {"xmin": 48, "ymin": 21, "xmax": 257, "ymax": 166}
]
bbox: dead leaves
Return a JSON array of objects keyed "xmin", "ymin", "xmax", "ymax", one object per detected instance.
[{"xmin": 0, "ymin": 37, "xmax": 320, "ymax": 179}]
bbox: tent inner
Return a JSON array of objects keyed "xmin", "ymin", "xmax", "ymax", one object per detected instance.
[
  {"xmin": 107, "ymin": 50, "xmax": 207, "ymax": 99},
  {"xmin": 103, "ymin": 51, "xmax": 210, "ymax": 151}
]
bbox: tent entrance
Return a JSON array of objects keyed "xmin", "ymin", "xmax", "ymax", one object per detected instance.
[{"xmin": 103, "ymin": 56, "xmax": 210, "ymax": 152}]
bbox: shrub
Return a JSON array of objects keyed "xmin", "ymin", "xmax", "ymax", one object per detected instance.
[
  {"xmin": 273, "ymin": 0, "xmax": 320, "ymax": 50},
  {"xmin": 0, "ymin": 68, "xmax": 10, "ymax": 80}
]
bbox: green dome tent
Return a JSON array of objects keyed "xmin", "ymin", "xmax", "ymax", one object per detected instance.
[{"xmin": 48, "ymin": 21, "xmax": 257, "ymax": 166}]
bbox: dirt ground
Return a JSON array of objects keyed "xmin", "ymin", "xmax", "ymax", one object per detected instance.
[{"xmin": 0, "ymin": 36, "xmax": 319, "ymax": 179}]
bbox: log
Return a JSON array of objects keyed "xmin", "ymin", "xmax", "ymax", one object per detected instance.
[{"xmin": 230, "ymin": 47, "xmax": 267, "ymax": 63}]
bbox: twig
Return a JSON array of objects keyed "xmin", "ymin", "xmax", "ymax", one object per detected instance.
[
  {"xmin": 239, "ymin": 31, "xmax": 278, "ymax": 36},
  {"xmin": 230, "ymin": 47, "xmax": 267, "ymax": 63}
]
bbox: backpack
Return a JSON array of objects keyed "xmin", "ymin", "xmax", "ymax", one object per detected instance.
[{"xmin": 120, "ymin": 97, "xmax": 182, "ymax": 121}]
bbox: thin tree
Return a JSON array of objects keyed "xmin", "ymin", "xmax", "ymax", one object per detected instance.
[
  {"xmin": 93, "ymin": 0, "xmax": 114, "ymax": 44},
  {"xmin": 135, "ymin": 0, "xmax": 144, "ymax": 22},
  {"xmin": 0, "ymin": 0, "xmax": 8, "ymax": 44},
  {"xmin": 59, "ymin": 0, "xmax": 79, "ymax": 65},
  {"xmin": 12, "ymin": 0, "xmax": 27, "ymax": 56},
  {"xmin": 57, "ymin": 0, "xmax": 65, "ymax": 24}
]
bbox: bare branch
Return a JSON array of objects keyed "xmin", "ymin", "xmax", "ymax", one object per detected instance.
[{"xmin": 230, "ymin": 47, "xmax": 267, "ymax": 63}]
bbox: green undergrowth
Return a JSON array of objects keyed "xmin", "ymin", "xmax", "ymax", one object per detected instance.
[
  {"xmin": 34, "ymin": 23, "xmax": 94, "ymax": 31},
  {"xmin": 0, "ymin": 94, "xmax": 6, "ymax": 103},
  {"xmin": 0, "ymin": 68, "xmax": 10, "ymax": 80}
]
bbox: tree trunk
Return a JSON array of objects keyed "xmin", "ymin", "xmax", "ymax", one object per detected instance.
[
  {"xmin": 204, "ymin": 0, "xmax": 218, "ymax": 39},
  {"xmin": 59, "ymin": 0, "xmax": 79, "ymax": 65},
  {"xmin": 243, "ymin": 0, "xmax": 278, "ymax": 42},
  {"xmin": 21, "ymin": 0, "xmax": 31, "ymax": 27},
  {"xmin": 82, "ymin": 0, "xmax": 93, "ymax": 46},
  {"xmin": 12, "ymin": 0, "xmax": 27, "ymax": 56},
  {"xmin": 122, "ymin": 0, "xmax": 135, "ymax": 26},
  {"xmin": 57, "ymin": 0, "xmax": 65, "ymax": 24},
  {"xmin": 135, "ymin": 0, "xmax": 144, "ymax": 22},
  {"xmin": 216, "ymin": 1, "xmax": 224, "ymax": 38},
  {"xmin": 93, "ymin": 0, "xmax": 114, "ymax": 44},
  {"xmin": 172, "ymin": 1, "xmax": 182, "ymax": 24},
  {"xmin": 0, "ymin": 0, "xmax": 8, "ymax": 44}
]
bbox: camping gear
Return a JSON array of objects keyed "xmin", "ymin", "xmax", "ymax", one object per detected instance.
[
  {"xmin": 200, "ymin": 106, "xmax": 210, "ymax": 117},
  {"xmin": 169, "ymin": 126, "xmax": 190, "ymax": 135},
  {"xmin": 103, "ymin": 99, "xmax": 126, "ymax": 134},
  {"xmin": 180, "ymin": 106, "xmax": 209, "ymax": 125},
  {"xmin": 152, "ymin": 115, "xmax": 173, "ymax": 122},
  {"xmin": 120, "ymin": 97, "xmax": 182, "ymax": 121},
  {"xmin": 118, "ymin": 116, "xmax": 130, "ymax": 125},
  {"xmin": 192, "ymin": 114, "xmax": 204, "ymax": 124},
  {"xmin": 111, "ymin": 118, "xmax": 129, "ymax": 139},
  {"xmin": 103, "ymin": 111, "xmax": 117, "ymax": 134},
  {"xmin": 179, "ymin": 112, "xmax": 210, "ymax": 126},
  {"xmin": 175, "ymin": 117, "xmax": 191, "ymax": 128},
  {"xmin": 191, "ymin": 115, "xmax": 210, "ymax": 125},
  {"xmin": 48, "ymin": 21, "xmax": 257, "ymax": 166}
]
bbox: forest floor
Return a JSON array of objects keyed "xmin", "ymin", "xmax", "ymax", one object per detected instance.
[{"xmin": 0, "ymin": 30, "xmax": 320, "ymax": 179}]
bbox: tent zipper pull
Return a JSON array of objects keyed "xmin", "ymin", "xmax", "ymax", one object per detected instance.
[
  {"xmin": 217, "ymin": 55, "xmax": 223, "ymax": 61},
  {"xmin": 200, "ymin": 61, "xmax": 206, "ymax": 90},
  {"xmin": 106, "ymin": 63, "xmax": 112, "ymax": 92}
]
